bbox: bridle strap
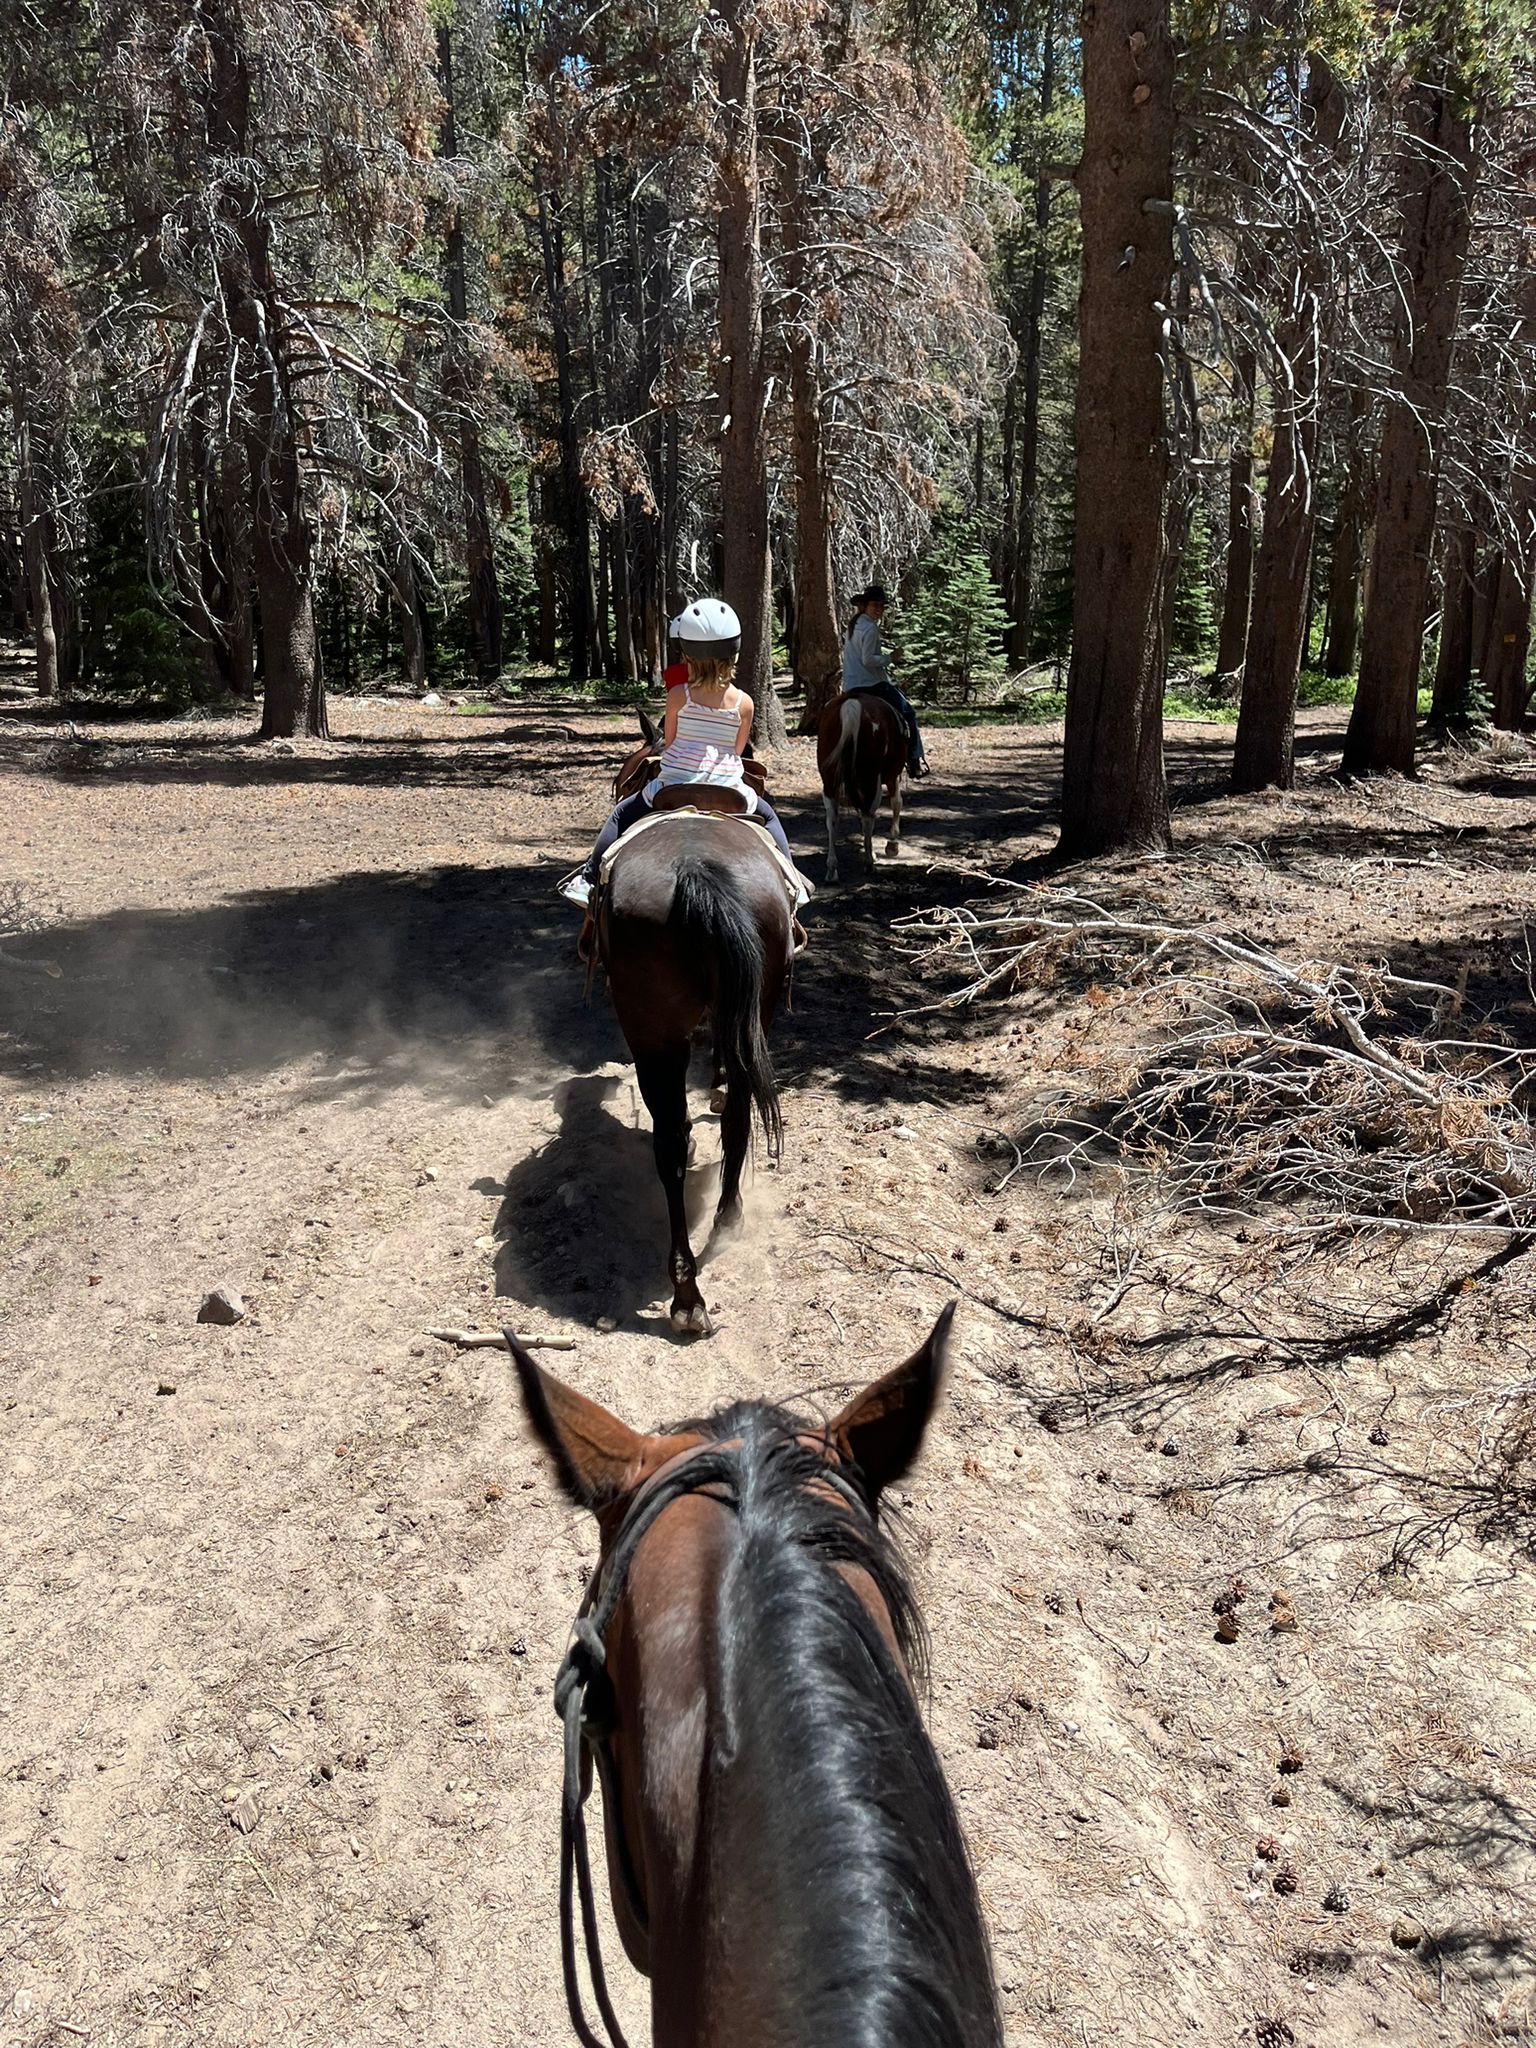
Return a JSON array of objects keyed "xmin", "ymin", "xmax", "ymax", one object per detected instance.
[{"xmin": 551, "ymin": 1438, "xmax": 870, "ymax": 2048}]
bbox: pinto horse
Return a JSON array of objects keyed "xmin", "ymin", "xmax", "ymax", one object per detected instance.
[
  {"xmin": 816, "ymin": 690, "xmax": 907, "ymax": 882},
  {"xmin": 508, "ymin": 1301, "xmax": 1002, "ymax": 2048},
  {"xmin": 597, "ymin": 802, "xmax": 793, "ymax": 1335}
]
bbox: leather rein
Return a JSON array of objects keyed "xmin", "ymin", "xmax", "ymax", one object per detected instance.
[{"xmin": 551, "ymin": 1436, "xmax": 870, "ymax": 2048}]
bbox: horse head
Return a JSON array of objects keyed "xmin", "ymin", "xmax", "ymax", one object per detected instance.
[{"xmin": 509, "ymin": 1302, "xmax": 1001, "ymax": 2048}]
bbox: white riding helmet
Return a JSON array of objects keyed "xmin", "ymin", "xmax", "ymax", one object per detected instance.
[{"xmin": 670, "ymin": 597, "xmax": 741, "ymax": 656}]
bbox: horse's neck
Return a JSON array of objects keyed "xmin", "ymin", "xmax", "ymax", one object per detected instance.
[{"xmin": 640, "ymin": 1545, "xmax": 995, "ymax": 2048}]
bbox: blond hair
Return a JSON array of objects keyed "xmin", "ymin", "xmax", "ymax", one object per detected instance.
[{"xmin": 685, "ymin": 653, "xmax": 739, "ymax": 693}]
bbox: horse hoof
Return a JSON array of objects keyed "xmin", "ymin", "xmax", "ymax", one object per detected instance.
[
  {"xmin": 709, "ymin": 1086, "xmax": 728, "ymax": 1117},
  {"xmin": 713, "ymin": 1204, "xmax": 745, "ymax": 1243},
  {"xmin": 884, "ymin": 841, "xmax": 900, "ymax": 858},
  {"xmin": 670, "ymin": 1302, "xmax": 713, "ymax": 1337}
]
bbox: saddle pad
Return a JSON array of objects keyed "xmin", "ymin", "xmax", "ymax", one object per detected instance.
[{"xmin": 600, "ymin": 806, "xmax": 813, "ymax": 909}]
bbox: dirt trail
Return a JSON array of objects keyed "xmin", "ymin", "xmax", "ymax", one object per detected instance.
[{"xmin": 2, "ymin": 697, "xmax": 1533, "ymax": 2048}]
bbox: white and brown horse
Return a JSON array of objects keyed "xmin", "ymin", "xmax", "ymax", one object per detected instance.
[{"xmin": 816, "ymin": 691, "xmax": 907, "ymax": 882}]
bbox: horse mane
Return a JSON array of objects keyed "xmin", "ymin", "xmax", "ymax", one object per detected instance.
[{"xmin": 666, "ymin": 1400, "xmax": 1002, "ymax": 2048}]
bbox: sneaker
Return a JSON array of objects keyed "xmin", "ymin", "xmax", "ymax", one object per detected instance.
[{"xmin": 558, "ymin": 871, "xmax": 593, "ymax": 907}]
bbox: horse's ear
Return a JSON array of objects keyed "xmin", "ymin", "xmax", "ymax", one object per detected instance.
[
  {"xmin": 637, "ymin": 706, "xmax": 659, "ymax": 749},
  {"xmin": 507, "ymin": 1335, "xmax": 651, "ymax": 1512},
  {"xmin": 828, "ymin": 1302, "xmax": 957, "ymax": 1499}
]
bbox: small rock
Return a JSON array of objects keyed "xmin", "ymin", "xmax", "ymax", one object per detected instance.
[
  {"xmin": 891, "ymin": 1125, "xmax": 917, "ymax": 1141},
  {"xmin": 222, "ymin": 1785, "xmax": 241, "ymax": 1803},
  {"xmin": 481, "ymin": 1094, "xmax": 495, "ymax": 1109},
  {"xmin": 11, "ymin": 1990, "xmax": 37, "ymax": 2021},
  {"xmin": 595, "ymin": 1316, "xmax": 618, "ymax": 1333},
  {"xmin": 269, "ymin": 737, "xmax": 297, "ymax": 756},
  {"xmin": 420, "ymin": 692, "xmax": 443, "ymax": 707},
  {"xmin": 1391, "ymin": 1915, "xmax": 1424, "ymax": 1949},
  {"xmin": 417, "ymin": 1167, "xmax": 438, "ymax": 1186},
  {"xmin": 197, "ymin": 1286, "xmax": 246, "ymax": 1326},
  {"xmin": 156, "ymin": 1381, "xmax": 178, "ymax": 1397},
  {"xmin": 1061, "ymin": 1719, "xmax": 1079, "ymax": 1736}
]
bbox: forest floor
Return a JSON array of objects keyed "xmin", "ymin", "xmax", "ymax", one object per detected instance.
[{"xmin": 2, "ymin": 688, "xmax": 1534, "ymax": 2048}]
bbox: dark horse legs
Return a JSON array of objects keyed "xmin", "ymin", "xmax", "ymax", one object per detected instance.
[{"xmin": 634, "ymin": 1045, "xmax": 710, "ymax": 1335}]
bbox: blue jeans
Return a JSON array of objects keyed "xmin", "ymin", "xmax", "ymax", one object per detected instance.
[
  {"xmin": 583, "ymin": 789, "xmax": 793, "ymax": 883},
  {"xmin": 851, "ymin": 679, "xmax": 924, "ymax": 758}
]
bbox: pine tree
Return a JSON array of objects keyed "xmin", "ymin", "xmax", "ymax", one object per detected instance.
[{"xmin": 896, "ymin": 522, "xmax": 1013, "ymax": 700}]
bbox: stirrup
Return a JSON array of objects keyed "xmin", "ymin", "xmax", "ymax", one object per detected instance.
[{"xmin": 559, "ymin": 869, "xmax": 593, "ymax": 907}]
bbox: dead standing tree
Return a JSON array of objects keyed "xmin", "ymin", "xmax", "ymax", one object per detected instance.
[
  {"xmin": 1344, "ymin": 71, "xmax": 1478, "ymax": 776},
  {"xmin": 1058, "ymin": 0, "xmax": 1176, "ymax": 856}
]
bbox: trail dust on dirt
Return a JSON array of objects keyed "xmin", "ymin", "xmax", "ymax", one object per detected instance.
[{"xmin": 2, "ymin": 694, "xmax": 1533, "ymax": 2047}]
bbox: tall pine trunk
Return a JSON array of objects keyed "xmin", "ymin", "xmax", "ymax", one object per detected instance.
[
  {"xmin": 199, "ymin": 0, "xmax": 324, "ymax": 738},
  {"xmin": 1322, "ymin": 390, "xmax": 1371, "ymax": 677},
  {"xmin": 534, "ymin": 172, "xmax": 599, "ymax": 680},
  {"xmin": 1343, "ymin": 84, "xmax": 1476, "ymax": 775},
  {"xmin": 716, "ymin": 0, "xmax": 782, "ymax": 744},
  {"xmin": 1009, "ymin": 31, "xmax": 1056, "ymax": 662},
  {"xmin": 14, "ymin": 401, "xmax": 58, "ymax": 700},
  {"xmin": 438, "ymin": 25, "xmax": 503, "ymax": 686},
  {"xmin": 1485, "ymin": 512, "xmax": 1536, "ymax": 729},
  {"xmin": 1215, "ymin": 349, "xmax": 1256, "ymax": 681},
  {"xmin": 1431, "ymin": 524, "xmax": 1478, "ymax": 723},
  {"xmin": 1058, "ymin": 0, "xmax": 1175, "ymax": 857},
  {"xmin": 774, "ymin": 136, "xmax": 840, "ymax": 727},
  {"xmin": 1231, "ymin": 338, "xmax": 1318, "ymax": 792}
]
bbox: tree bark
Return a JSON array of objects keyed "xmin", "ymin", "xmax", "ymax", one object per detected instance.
[
  {"xmin": 438, "ymin": 24, "xmax": 503, "ymax": 686},
  {"xmin": 1343, "ymin": 84, "xmax": 1476, "ymax": 776},
  {"xmin": 1058, "ymin": 0, "xmax": 1175, "ymax": 858},
  {"xmin": 715, "ymin": 0, "xmax": 780, "ymax": 742},
  {"xmin": 1214, "ymin": 349, "xmax": 1256, "ymax": 682}
]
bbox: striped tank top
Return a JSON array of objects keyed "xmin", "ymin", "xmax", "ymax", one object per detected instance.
[{"xmin": 657, "ymin": 683, "xmax": 746, "ymax": 789}]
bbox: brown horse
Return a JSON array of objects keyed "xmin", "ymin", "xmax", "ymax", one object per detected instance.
[
  {"xmin": 597, "ymin": 805, "xmax": 793, "ymax": 1335},
  {"xmin": 816, "ymin": 690, "xmax": 906, "ymax": 882},
  {"xmin": 508, "ymin": 1301, "xmax": 1002, "ymax": 2048}
]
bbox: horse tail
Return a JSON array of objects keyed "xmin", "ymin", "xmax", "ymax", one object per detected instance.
[
  {"xmin": 829, "ymin": 694, "xmax": 862, "ymax": 806},
  {"xmin": 672, "ymin": 853, "xmax": 783, "ymax": 1158}
]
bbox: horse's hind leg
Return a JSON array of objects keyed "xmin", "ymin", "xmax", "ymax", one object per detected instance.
[
  {"xmin": 714, "ymin": 1077, "xmax": 751, "ymax": 1236},
  {"xmin": 861, "ymin": 810, "xmax": 876, "ymax": 870},
  {"xmin": 822, "ymin": 791, "xmax": 840, "ymax": 883},
  {"xmin": 635, "ymin": 1046, "xmax": 710, "ymax": 1337},
  {"xmin": 884, "ymin": 778, "xmax": 902, "ymax": 858},
  {"xmin": 709, "ymin": 1034, "xmax": 728, "ymax": 1117}
]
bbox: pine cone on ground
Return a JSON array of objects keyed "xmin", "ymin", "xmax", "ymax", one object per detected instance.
[{"xmin": 1272, "ymin": 1866, "xmax": 1300, "ymax": 1896}]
